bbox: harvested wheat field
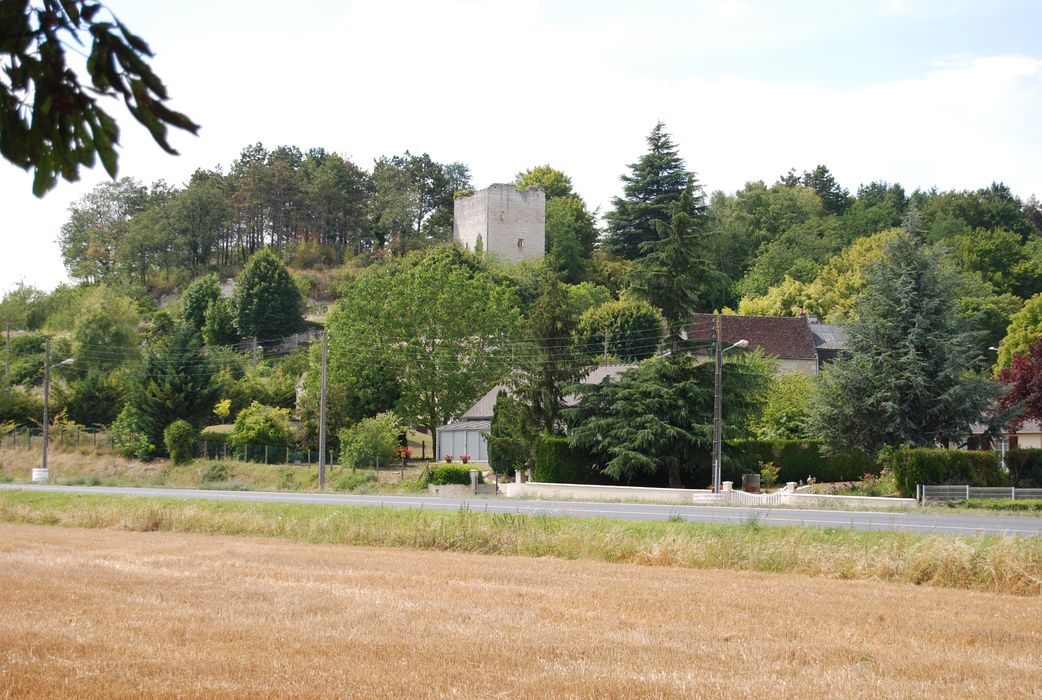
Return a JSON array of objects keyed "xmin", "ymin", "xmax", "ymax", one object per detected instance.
[{"xmin": 0, "ymin": 524, "xmax": 1040, "ymax": 699}]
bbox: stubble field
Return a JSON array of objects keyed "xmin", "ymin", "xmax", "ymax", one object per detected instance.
[{"xmin": 1, "ymin": 523, "xmax": 1040, "ymax": 698}]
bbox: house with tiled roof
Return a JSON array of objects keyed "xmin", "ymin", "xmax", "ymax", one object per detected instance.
[{"xmin": 687, "ymin": 314, "xmax": 848, "ymax": 374}]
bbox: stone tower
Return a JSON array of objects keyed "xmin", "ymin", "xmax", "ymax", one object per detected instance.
[{"xmin": 453, "ymin": 184, "xmax": 545, "ymax": 263}]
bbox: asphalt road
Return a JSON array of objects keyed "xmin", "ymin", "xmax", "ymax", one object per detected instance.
[{"xmin": 4, "ymin": 483, "xmax": 1042, "ymax": 537}]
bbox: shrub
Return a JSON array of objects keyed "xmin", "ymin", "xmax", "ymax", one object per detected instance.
[
  {"xmin": 163, "ymin": 419, "xmax": 196, "ymax": 465},
  {"xmin": 889, "ymin": 448, "xmax": 1008, "ymax": 497},
  {"xmin": 111, "ymin": 404, "xmax": 154, "ymax": 460},
  {"xmin": 430, "ymin": 464, "xmax": 473, "ymax": 486},
  {"xmin": 200, "ymin": 462, "xmax": 229, "ymax": 484},
  {"xmin": 338, "ymin": 412, "xmax": 399, "ymax": 470},
  {"xmin": 229, "ymin": 402, "xmax": 291, "ymax": 460},
  {"xmin": 534, "ymin": 436, "xmax": 591, "ymax": 483},
  {"xmin": 758, "ymin": 461, "xmax": 780, "ymax": 488},
  {"xmin": 1007, "ymin": 448, "xmax": 1042, "ymax": 487},
  {"xmin": 0, "ymin": 386, "xmax": 42, "ymax": 427}
]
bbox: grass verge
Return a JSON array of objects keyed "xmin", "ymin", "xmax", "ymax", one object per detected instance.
[{"xmin": 2, "ymin": 490, "xmax": 1041, "ymax": 596}]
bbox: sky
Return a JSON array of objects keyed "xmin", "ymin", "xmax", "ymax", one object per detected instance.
[{"xmin": 3, "ymin": 0, "xmax": 1042, "ymax": 293}]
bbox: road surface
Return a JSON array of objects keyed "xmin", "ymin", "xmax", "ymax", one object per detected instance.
[{"xmin": 3, "ymin": 483, "xmax": 1042, "ymax": 537}]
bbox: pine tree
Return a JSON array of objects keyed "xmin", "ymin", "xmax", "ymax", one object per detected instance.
[
  {"xmin": 603, "ymin": 122, "xmax": 701, "ymax": 260},
  {"xmin": 511, "ymin": 267, "xmax": 591, "ymax": 435},
  {"xmin": 233, "ymin": 248, "xmax": 305, "ymax": 341},
  {"xmin": 132, "ymin": 324, "xmax": 221, "ymax": 455},
  {"xmin": 813, "ymin": 233, "xmax": 998, "ymax": 453},
  {"xmin": 628, "ymin": 188, "xmax": 726, "ymax": 352}
]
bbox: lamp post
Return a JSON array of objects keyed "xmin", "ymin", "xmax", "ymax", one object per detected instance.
[
  {"xmin": 35, "ymin": 341, "xmax": 73, "ymax": 483},
  {"xmin": 712, "ymin": 326, "xmax": 747, "ymax": 494}
]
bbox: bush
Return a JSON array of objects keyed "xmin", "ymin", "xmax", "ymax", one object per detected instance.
[
  {"xmin": 200, "ymin": 462, "xmax": 229, "ymax": 483},
  {"xmin": 338, "ymin": 412, "xmax": 399, "ymax": 470},
  {"xmin": 889, "ymin": 448, "xmax": 1008, "ymax": 497},
  {"xmin": 0, "ymin": 386, "xmax": 42, "ymax": 427},
  {"xmin": 430, "ymin": 464, "xmax": 474, "ymax": 486},
  {"xmin": 228, "ymin": 402, "xmax": 291, "ymax": 459},
  {"xmin": 1007, "ymin": 448, "xmax": 1042, "ymax": 487},
  {"xmin": 534, "ymin": 436, "xmax": 592, "ymax": 483},
  {"xmin": 111, "ymin": 404, "xmax": 154, "ymax": 460},
  {"xmin": 163, "ymin": 420, "xmax": 196, "ymax": 465}
]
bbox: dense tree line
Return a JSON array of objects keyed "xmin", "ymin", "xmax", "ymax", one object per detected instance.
[
  {"xmin": 57, "ymin": 145, "xmax": 471, "ymax": 290},
  {"xmin": 5, "ymin": 121, "xmax": 1042, "ymax": 487}
]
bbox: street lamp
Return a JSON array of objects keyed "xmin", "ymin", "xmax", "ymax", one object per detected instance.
[
  {"xmin": 712, "ymin": 338, "xmax": 748, "ymax": 494},
  {"xmin": 34, "ymin": 341, "xmax": 73, "ymax": 483}
]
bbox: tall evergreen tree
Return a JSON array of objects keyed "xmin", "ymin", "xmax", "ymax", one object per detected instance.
[
  {"xmin": 233, "ymin": 248, "xmax": 305, "ymax": 341},
  {"xmin": 812, "ymin": 233, "xmax": 998, "ymax": 453},
  {"xmin": 566, "ymin": 353, "xmax": 769, "ymax": 488},
  {"xmin": 512, "ymin": 267, "xmax": 591, "ymax": 435},
  {"xmin": 628, "ymin": 188, "xmax": 726, "ymax": 352},
  {"xmin": 131, "ymin": 324, "xmax": 221, "ymax": 455},
  {"xmin": 603, "ymin": 122, "xmax": 699, "ymax": 260}
]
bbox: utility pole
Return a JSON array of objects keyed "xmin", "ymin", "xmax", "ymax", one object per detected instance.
[
  {"xmin": 5, "ymin": 325, "xmax": 10, "ymax": 387},
  {"xmin": 712, "ymin": 315, "xmax": 723, "ymax": 493},
  {"xmin": 318, "ymin": 331, "xmax": 328, "ymax": 490},
  {"xmin": 252, "ymin": 337, "xmax": 259, "ymax": 369},
  {"xmin": 603, "ymin": 327, "xmax": 610, "ymax": 363},
  {"xmin": 42, "ymin": 339, "xmax": 51, "ymax": 476}
]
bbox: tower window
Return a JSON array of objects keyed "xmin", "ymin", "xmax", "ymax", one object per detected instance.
[{"xmin": 517, "ymin": 238, "xmax": 524, "ymax": 249}]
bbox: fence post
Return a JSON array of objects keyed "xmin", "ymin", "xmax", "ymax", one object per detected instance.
[
  {"xmin": 916, "ymin": 484, "xmax": 921, "ymax": 504},
  {"xmin": 286, "ymin": 446, "xmax": 289, "ymax": 464},
  {"xmin": 1012, "ymin": 486, "xmax": 1016, "ymax": 501},
  {"xmin": 264, "ymin": 445, "xmax": 268, "ymax": 464},
  {"xmin": 966, "ymin": 485, "xmax": 970, "ymax": 500}
]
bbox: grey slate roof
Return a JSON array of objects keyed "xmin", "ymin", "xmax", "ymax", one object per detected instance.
[
  {"xmin": 457, "ymin": 364, "xmax": 639, "ymax": 421},
  {"xmin": 438, "ymin": 419, "xmax": 492, "ymax": 433},
  {"xmin": 809, "ymin": 322, "xmax": 848, "ymax": 351}
]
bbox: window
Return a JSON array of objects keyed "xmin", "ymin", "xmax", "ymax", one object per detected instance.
[{"xmin": 517, "ymin": 238, "xmax": 524, "ymax": 249}]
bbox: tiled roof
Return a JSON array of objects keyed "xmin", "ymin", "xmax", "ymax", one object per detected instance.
[{"xmin": 689, "ymin": 314, "xmax": 818, "ymax": 360}]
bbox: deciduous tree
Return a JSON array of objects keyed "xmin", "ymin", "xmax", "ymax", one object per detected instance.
[{"xmin": 2, "ymin": 0, "xmax": 198, "ymax": 195}]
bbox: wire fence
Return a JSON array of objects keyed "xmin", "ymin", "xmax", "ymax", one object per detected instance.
[{"xmin": 1, "ymin": 428, "xmax": 114, "ymax": 451}]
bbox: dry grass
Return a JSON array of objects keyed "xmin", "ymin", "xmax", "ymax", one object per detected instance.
[
  {"xmin": 0, "ymin": 524, "xmax": 1039, "ymax": 698},
  {"xmin": 0, "ymin": 444, "xmax": 431, "ymax": 493},
  {"xmin": 3, "ymin": 491, "xmax": 1042, "ymax": 597}
]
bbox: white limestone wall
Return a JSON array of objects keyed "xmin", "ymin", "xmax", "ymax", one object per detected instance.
[{"xmin": 453, "ymin": 184, "xmax": 545, "ymax": 263}]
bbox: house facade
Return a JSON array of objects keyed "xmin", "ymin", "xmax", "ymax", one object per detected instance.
[
  {"xmin": 687, "ymin": 314, "xmax": 843, "ymax": 374},
  {"xmin": 436, "ymin": 364, "xmax": 636, "ymax": 464}
]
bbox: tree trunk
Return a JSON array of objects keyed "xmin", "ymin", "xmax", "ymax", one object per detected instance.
[{"xmin": 667, "ymin": 462, "xmax": 682, "ymax": 488}]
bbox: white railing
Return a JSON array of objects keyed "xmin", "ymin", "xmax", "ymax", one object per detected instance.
[{"xmin": 919, "ymin": 485, "xmax": 1042, "ymax": 503}]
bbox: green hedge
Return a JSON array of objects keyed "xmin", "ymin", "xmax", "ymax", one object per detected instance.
[
  {"xmin": 890, "ymin": 449, "xmax": 1008, "ymax": 497},
  {"xmin": 431, "ymin": 464, "xmax": 474, "ymax": 486},
  {"xmin": 1007, "ymin": 448, "xmax": 1042, "ymax": 487},
  {"xmin": 726, "ymin": 440, "xmax": 877, "ymax": 485},
  {"xmin": 534, "ymin": 436, "xmax": 592, "ymax": 484}
]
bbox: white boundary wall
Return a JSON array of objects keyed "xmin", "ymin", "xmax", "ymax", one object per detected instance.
[{"xmin": 501, "ymin": 482, "xmax": 917, "ymax": 509}]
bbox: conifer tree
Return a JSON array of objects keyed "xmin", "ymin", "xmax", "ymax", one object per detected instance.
[
  {"xmin": 603, "ymin": 122, "xmax": 700, "ymax": 260},
  {"xmin": 813, "ymin": 233, "xmax": 998, "ymax": 453},
  {"xmin": 233, "ymin": 248, "xmax": 305, "ymax": 341},
  {"xmin": 131, "ymin": 324, "xmax": 221, "ymax": 455},
  {"xmin": 628, "ymin": 188, "xmax": 726, "ymax": 352},
  {"xmin": 512, "ymin": 267, "xmax": 591, "ymax": 435}
]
